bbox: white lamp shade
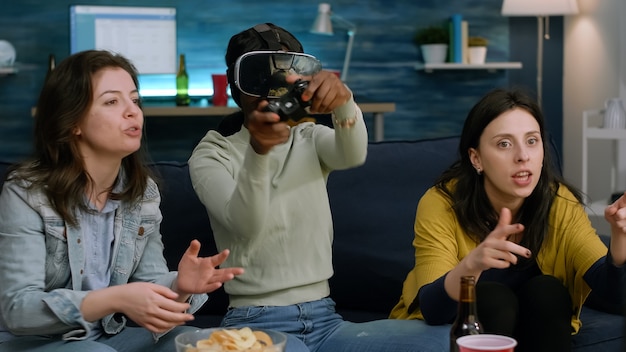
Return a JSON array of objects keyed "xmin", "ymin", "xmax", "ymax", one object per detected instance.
[
  {"xmin": 310, "ymin": 3, "xmax": 333, "ymax": 35},
  {"xmin": 501, "ymin": 0, "xmax": 579, "ymax": 16}
]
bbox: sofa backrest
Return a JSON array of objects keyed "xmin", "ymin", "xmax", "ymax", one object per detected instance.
[
  {"xmin": 149, "ymin": 161, "xmax": 229, "ymax": 316},
  {"xmin": 0, "ymin": 160, "xmax": 228, "ymax": 316},
  {"xmin": 146, "ymin": 137, "xmax": 461, "ymax": 317},
  {"xmin": 326, "ymin": 137, "xmax": 459, "ymax": 315},
  {"xmin": 0, "ymin": 137, "xmax": 470, "ymax": 318},
  {"xmin": 324, "ymin": 134, "xmax": 561, "ymax": 316},
  {"xmin": 0, "ymin": 135, "xmax": 563, "ymax": 319}
]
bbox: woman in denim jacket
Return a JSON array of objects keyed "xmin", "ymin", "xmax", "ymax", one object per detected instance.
[{"xmin": 0, "ymin": 50, "xmax": 244, "ymax": 351}]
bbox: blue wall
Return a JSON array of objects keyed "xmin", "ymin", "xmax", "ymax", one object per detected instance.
[{"xmin": 0, "ymin": 0, "xmax": 562, "ymax": 162}]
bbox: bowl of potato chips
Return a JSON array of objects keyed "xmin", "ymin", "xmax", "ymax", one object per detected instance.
[{"xmin": 175, "ymin": 327, "xmax": 287, "ymax": 352}]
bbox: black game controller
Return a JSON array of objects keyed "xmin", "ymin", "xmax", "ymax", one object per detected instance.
[{"xmin": 264, "ymin": 80, "xmax": 311, "ymax": 121}]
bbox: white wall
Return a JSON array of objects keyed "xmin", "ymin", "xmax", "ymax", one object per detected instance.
[{"xmin": 563, "ymin": 0, "xmax": 622, "ymax": 234}]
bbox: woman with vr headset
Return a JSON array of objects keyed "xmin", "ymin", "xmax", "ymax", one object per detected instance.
[{"xmin": 188, "ymin": 23, "xmax": 450, "ymax": 352}]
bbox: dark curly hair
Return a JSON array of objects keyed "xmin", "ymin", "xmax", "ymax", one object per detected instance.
[{"xmin": 225, "ymin": 23, "xmax": 304, "ymax": 107}]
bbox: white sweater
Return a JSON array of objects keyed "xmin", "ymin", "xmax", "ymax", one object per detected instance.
[{"xmin": 188, "ymin": 99, "xmax": 367, "ymax": 307}]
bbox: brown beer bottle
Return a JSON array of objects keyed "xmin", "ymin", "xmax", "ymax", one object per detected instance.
[
  {"xmin": 175, "ymin": 53, "xmax": 190, "ymax": 106},
  {"xmin": 450, "ymin": 276, "xmax": 483, "ymax": 352}
]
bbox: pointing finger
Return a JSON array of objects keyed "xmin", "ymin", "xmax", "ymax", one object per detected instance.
[
  {"xmin": 497, "ymin": 207, "xmax": 512, "ymax": 227},
  {"xmin": 184, "ymin": 239, "xmax": 201, "ymax": 258},
  {"xmin": 487, "ymin": 208, "xmax": 524, "ymax": 241},
  {"xmin": 606, "ymin": 192, "xmax": 626, "ymax": 217}
]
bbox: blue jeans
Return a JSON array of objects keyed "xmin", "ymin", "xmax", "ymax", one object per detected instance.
[
  {"xmin": 222, "ymin": 297, "xmax": 449, "ymax": 352},
  {"xmin": 0, "ymin": 325, "xmax": 197, "ymax": 352}
]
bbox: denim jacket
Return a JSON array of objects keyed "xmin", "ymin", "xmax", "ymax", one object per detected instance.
[{"xmin": 0, "ymin": 176, "xmax": 208, "ymax": 341}]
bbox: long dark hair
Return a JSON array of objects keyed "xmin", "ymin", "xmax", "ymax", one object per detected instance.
[
  {"xmin": 435, "ymin": 88, "xmax": 582, "ymax": 261},
  {"xmin": 7, "ymin": 50, "xmax": 152, "ymax": 227}
]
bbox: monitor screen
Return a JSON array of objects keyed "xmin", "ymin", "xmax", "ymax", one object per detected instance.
[{"xmin": 69, "ymin": 5, "xmax": 176, "ymax": 74}]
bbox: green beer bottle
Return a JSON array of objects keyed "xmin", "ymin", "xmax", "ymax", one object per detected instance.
[{"xmin": 176, "ymin": 53, "xmax": 190, "ymax": 106}]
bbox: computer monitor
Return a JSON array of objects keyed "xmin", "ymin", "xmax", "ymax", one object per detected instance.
[{"xmin": 69, "ymin": 5, "xmax": 177, "ymax": 74}]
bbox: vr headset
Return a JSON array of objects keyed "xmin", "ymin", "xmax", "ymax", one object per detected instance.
[{"xmin": 233, "ymin": 50, "xmax": 322, "ymax": 99}]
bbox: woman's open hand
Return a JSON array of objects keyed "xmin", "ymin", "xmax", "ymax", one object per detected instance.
[
  {"xmin": 605, "ymin": 192, "xmax": 626, "ymax": 264},
  {"xmin": 175, "ymin": 240, "xmax": 244, "ymax": 296}
]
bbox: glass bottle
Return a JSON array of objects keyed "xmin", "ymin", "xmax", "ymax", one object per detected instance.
[
  {"xmin": 450, "ymin": 276, "xmax": 483, "ymax": 352},
  {"xmin": 603, "ymin": 98, "xmax": 626, "ymax": 129},
  {"xmin": 175, "ymin": 53, "xmax": 190, "ymax": 106}
]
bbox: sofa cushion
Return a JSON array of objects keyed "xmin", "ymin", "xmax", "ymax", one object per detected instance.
[
  {"xmin": 573, "ymin": 306, "xmax": 624, "ymax": 351},
  {"xmin": 0, "ymin": 135, "xmax": 623, "ymax": 349},
  {"xmin": 327, "ymin": 137, "xmax": 460, "ymax": 315},
  {"xmin": 149, "ymin": 161, "xmax": 228, "ymax": 318},
  {"xmin": 0, "ymin": 161, "xmax": 11, "ymax": 180}
]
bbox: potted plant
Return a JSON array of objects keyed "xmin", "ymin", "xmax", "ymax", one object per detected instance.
[
  {"xmin": 468, "ymin": 36, "xmax": 488, "ymax": 47},
  {"xmin": 413, "ymin": 25, "xmax": 449, "ymax": 64},
  {"xmin": 467, "ymin": 36, "xmax": 488, "ymax": 64}
]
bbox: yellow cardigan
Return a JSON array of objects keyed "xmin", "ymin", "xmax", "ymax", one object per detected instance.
[{"xmin": 389, "ymin": 183, "xmax": 607, "ymax": 333}]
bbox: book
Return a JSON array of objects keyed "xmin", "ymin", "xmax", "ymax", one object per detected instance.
[
  {"xmin": 450, "ymin": 14, "xmax": 463, "ymax": 63},
  {"xmin": 461, "ymin": 20, "xmax": 469, "ymax": 63},
  {"xmin": 448, "ymin": 21, "xmax": 455, "ymax": 63}
]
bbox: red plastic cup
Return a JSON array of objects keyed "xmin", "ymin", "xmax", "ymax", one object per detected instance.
[
  {"xmin": 456, "ymin": 334, "xmax": 517, "ymax": 352},
  {"xmin": 211, "ymin": 73, "xmax": 228, "ymax": 106}
]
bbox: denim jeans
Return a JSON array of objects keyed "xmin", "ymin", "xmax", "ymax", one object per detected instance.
[
  {"xmin": 0, "ymin": 325, "xmax": 197, "ymax": 352},
  {"xmin": 222, "ymin": 297, "xmax": 450, "ymax": 352}
]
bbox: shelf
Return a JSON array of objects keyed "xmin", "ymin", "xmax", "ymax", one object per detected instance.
[
  {"xmin": 141, "ymin": 102, "xmax": 396, "ymax": 117},
  {"xmin": 142, "ymin": 106, "xmax": 238, "ymax": 116},
  {"xmin": 584, "ymin": 127, "xmax": 626, "ymax": 140},
  {"xmin": 415, "ymin": 62, "xmax": 523, "ymax": 73},
  {"xmin": 587, "ymin": 200, "xmax": 609, "ymax": 217},
  {"xmin": 0, "ymin": 66, "xmax": 18, "ymax": 75},
  {"xmin": 582, "ymin": 108, "xmax": 626, "ymax": 215},
  {"xmin": 31, "ymin": 102, "xmax": 396, "ymax": 142}
]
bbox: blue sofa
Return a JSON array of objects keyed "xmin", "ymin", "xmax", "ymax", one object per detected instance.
[{"xmin": 0, "ymin": 136, "xmax": 623, "ymax": 350}]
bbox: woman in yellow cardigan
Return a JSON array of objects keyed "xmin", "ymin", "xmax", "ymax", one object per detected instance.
[{"xmin": 390, "ymin": 88, "xmax": 626, "ymax": 352}]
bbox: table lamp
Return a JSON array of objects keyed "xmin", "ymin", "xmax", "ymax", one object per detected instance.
[
  {"xmin": 310, "ymin": 3, "xmax": 357, "ymax": 81},
  {"xmin": 501, "ymin": 0, "xmax": 579, "ymax": 106}
]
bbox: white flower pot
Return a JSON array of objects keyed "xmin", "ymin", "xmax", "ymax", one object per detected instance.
[
  {"xmin": 0, "ymin": 40, "xmax": 16, "ymax": 67},
  {"xmin": 468, "ymin": 46, "xmax": 487, "ymax": 64},
  {"xmin": 420, "ymin": 44, "xmax": 448, "ymax": 64}
]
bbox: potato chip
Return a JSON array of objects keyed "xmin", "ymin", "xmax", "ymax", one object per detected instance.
[
  {"xmin": 253, "ymin": 331, "xmax": 272, "ymax": 346},
  {"xmin": 187, "ymin": 328, "xmax": 275, "ymax": 352}
]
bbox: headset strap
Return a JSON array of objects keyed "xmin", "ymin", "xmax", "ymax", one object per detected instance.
[{"xmin": 253, "ymin": 23, "xmax": 283, "ymax": 50}]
